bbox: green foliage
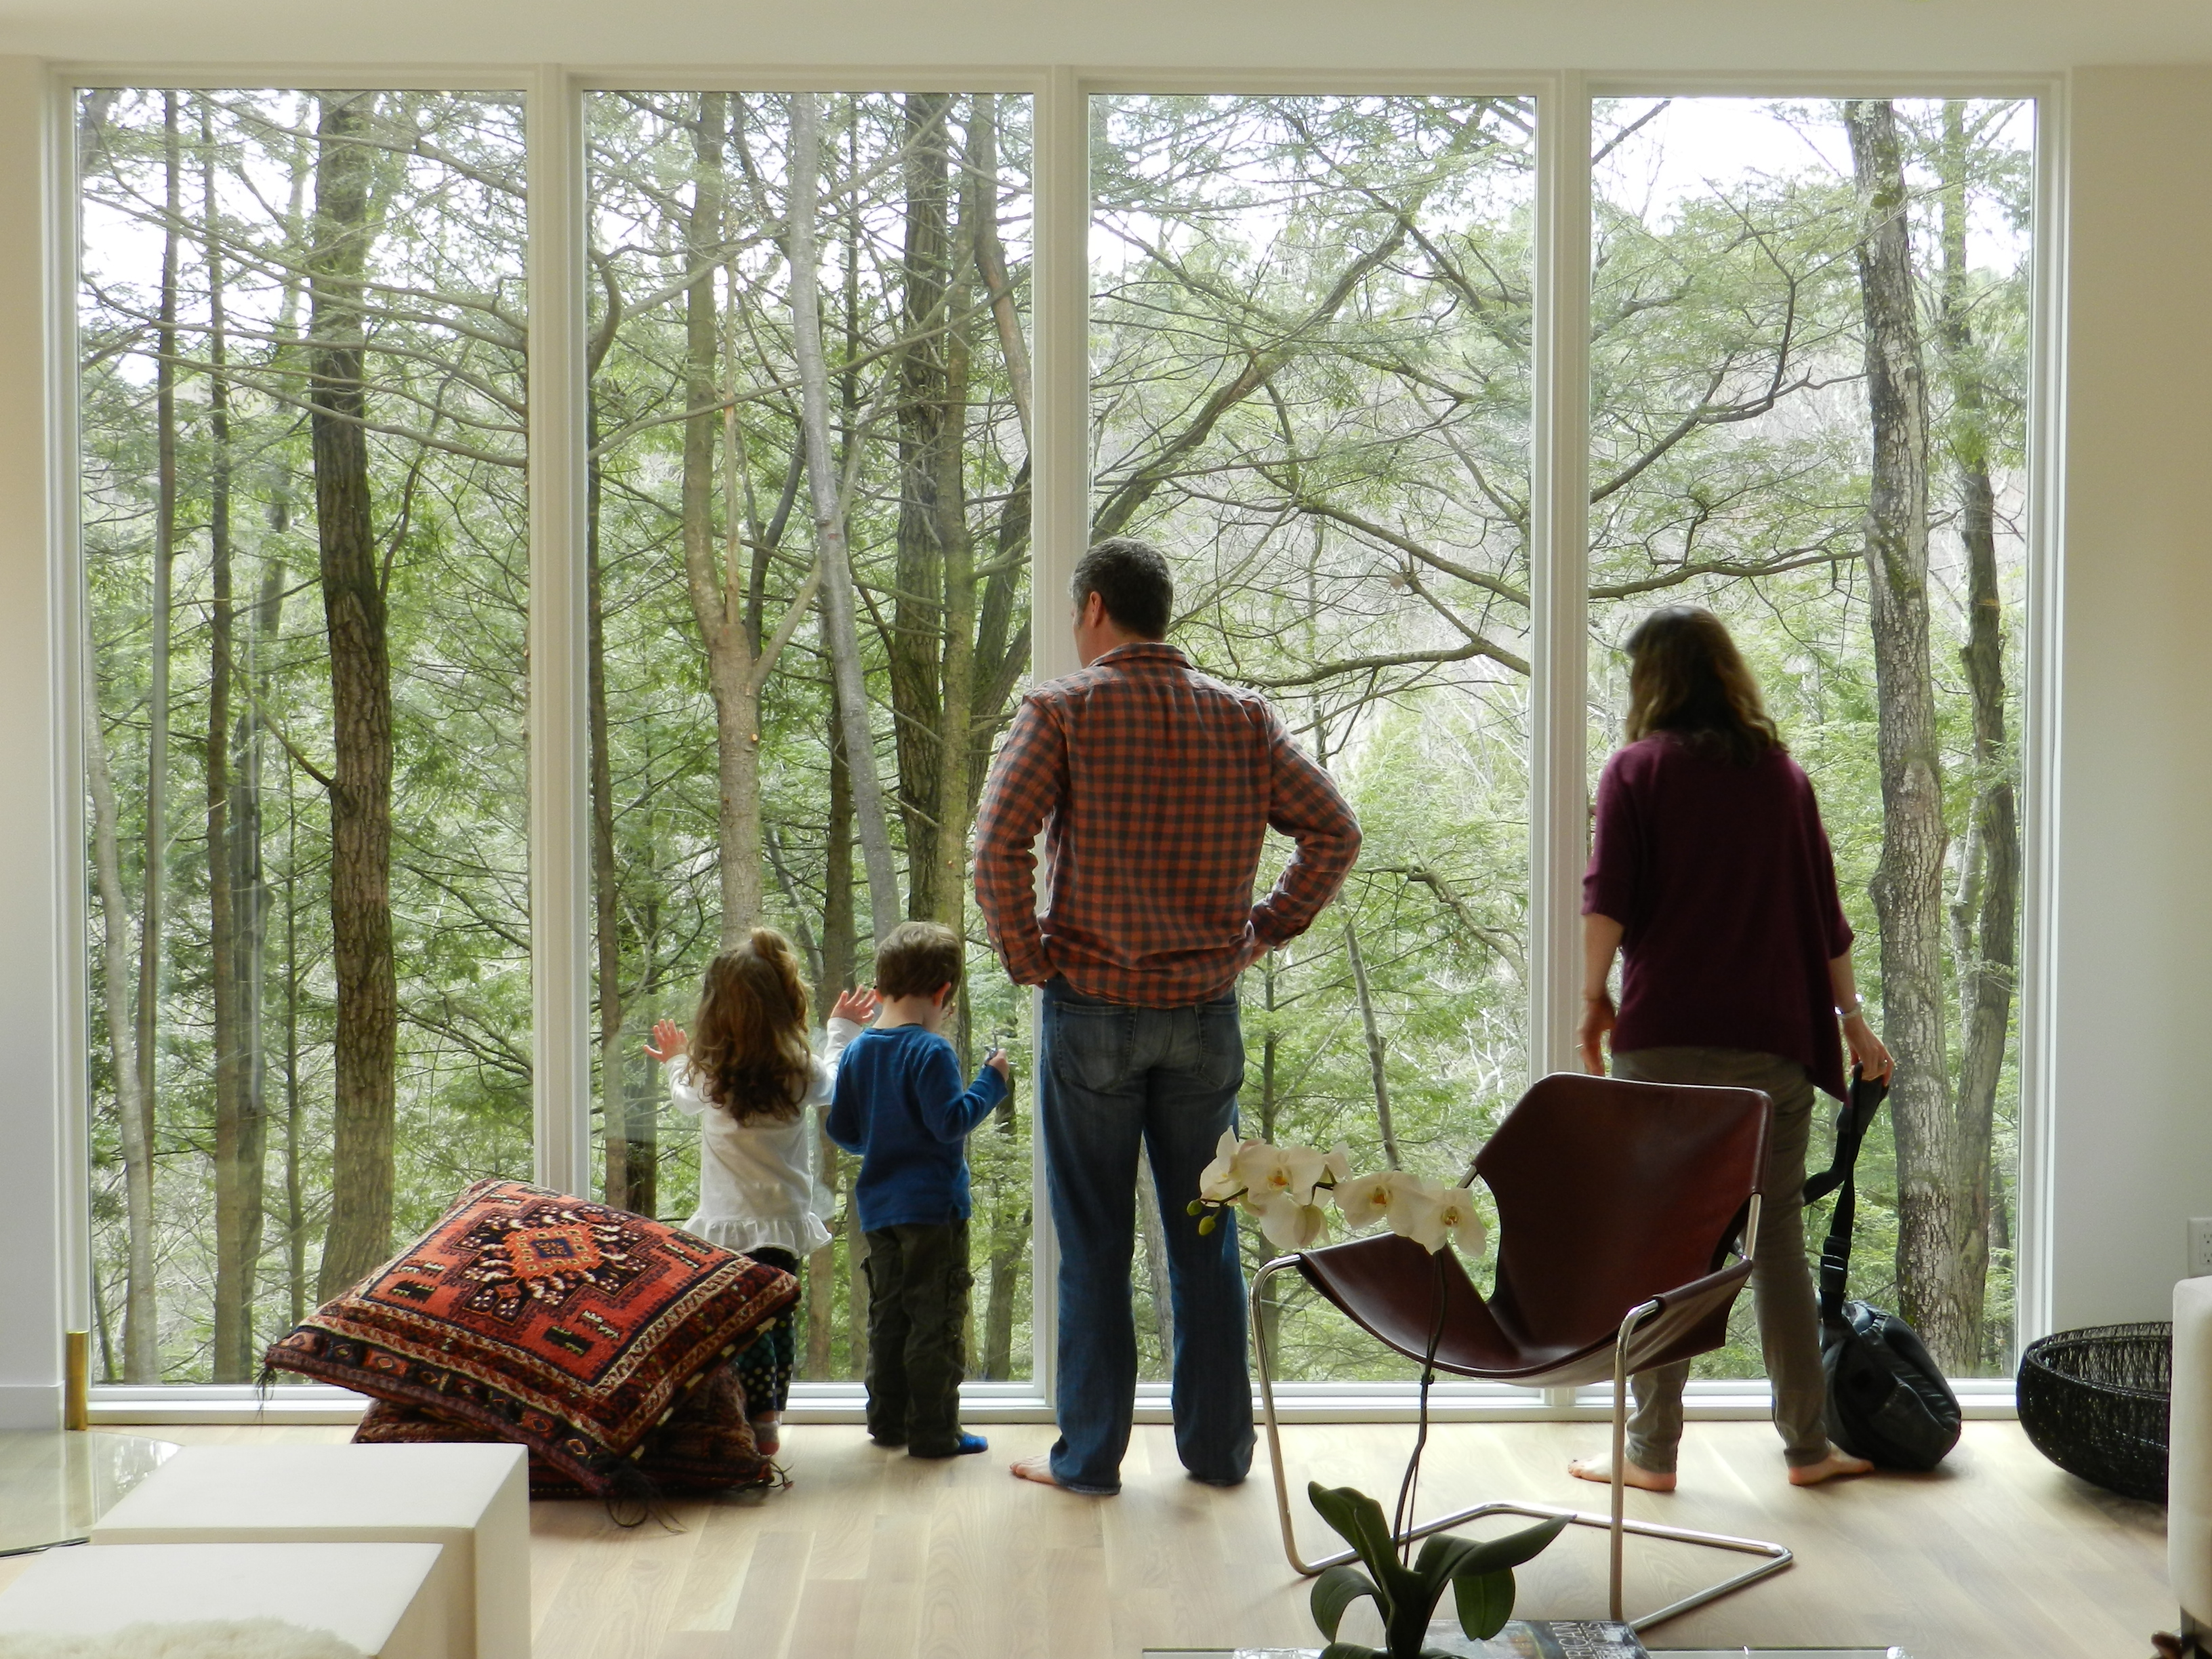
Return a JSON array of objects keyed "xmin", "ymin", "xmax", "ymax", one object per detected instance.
[{"xmin": 1305, "ymin": 1481, "xmax": 1568, "ymax": 1658}]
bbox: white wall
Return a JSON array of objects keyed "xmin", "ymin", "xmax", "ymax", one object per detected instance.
[
  {"xmin": 2049, "ymin": 67, "xmax": 2212, "ymax": 1329},
  {"xmin": 0, "ymin": 54, "xmax": 63, "ymax": 1429}
]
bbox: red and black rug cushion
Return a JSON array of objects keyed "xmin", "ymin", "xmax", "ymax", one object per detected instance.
[
  {"xmin": 266, "ymin": 1177, "xmax": 796, "ymax": 1496},
  {"xmin": 355, "ymin": 1353, "xmax": 775, "ymax": 1498}
]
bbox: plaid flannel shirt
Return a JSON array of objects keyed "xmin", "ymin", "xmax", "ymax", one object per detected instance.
[{"xmin": 972, "ymin": 642, "xmax": 1361, "ymax": 1006}]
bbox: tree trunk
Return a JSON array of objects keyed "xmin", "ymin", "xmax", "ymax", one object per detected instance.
[
  {"xmin": 282, "ymin": 773, "xmax": 306, "ymax": 1328},
  {"xmin": 1845, "ymin": 99, "xmax": 1971, "ymax": 1370},
  {"xmin": 86, "ymin": 668, "xmax": 156, "ymax": 1381},
  {"xmin": 807, "ymin": 703, "xmax": 856, "ymax": 1379},
  {"xmin": 587, "ymin": 380, "xmax": 630, "ymax": 1210},
  {"xmin": 311, "ymin": 91, "xmax": 399, "ymax": 1301},
  {"xmin": 888, "ymin": 95, "xmax": 955, "ymax": 924},
  {"xmin": 134, "ymin": 94, "xmax": 180, "ymax": 1331},
  {"xmin": 1345, "ymin": 918, "xmax": 1401, "ymax": 1170},
  {"xmin": 787, "ymin": 92, "xmax": 901, "ymax": 941},
  {"xmin": 970, "ymin": 94, "xmax": 1031, "ymax": 446},
  {"xmin": 205, "ymin": 121, "xmax": 260, "ymax": 1378},
  {"xmin": 1137, "ymin": 1154, "xmax": 1176, "ymax": 1366},
  {"xmin": 1938, "ymin": 101, "xmax": 2018, "ymax": 1372}
]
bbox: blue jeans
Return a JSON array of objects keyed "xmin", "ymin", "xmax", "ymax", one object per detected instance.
[{"xmin": 1039, "ymin": 978, "xmax": 1255, "ymax": 1494}]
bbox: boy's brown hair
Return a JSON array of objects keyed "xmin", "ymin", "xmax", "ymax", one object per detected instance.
[{"xmin": 874, "ymin": 920, "xmax": 964, "ymax": 1001}]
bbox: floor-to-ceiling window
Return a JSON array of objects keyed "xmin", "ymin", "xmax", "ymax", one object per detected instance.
[
  {"xmin": 1089, "ymin": 94, "xmax": 1536, "ymax": 1382},
  {"xmin": 73, "ymin": 77, "xmax": 2036, "ymax": 1400},
  {"xmin": 1588, "ymin": 96, "xmax": 2032, "ymax": 1378},
  {"xmin": 581, "ymin": 89, "xmax": 1037, "ymax": 1382},
  {"xmin": 79, "ymin": 89, "xmax": 531, "ymax": 1382}
]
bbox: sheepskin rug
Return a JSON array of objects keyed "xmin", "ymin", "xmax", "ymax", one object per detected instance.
[{"xmin": 0, "ymin": 1618, "xmax": 365, "ymax": 1659}]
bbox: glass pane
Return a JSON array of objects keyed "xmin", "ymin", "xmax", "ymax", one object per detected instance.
[
  {"xmin": 1589, "ymin": 98, "xmax": 2032, "ymax": 1378},
  {"xmin": 585, "ymin": 91, "xmax": 1036, "ymax": 1381},
  {"xmin": 1091, "ymin": 95, "xmax": 1537, "ymax": 1382},
  {"xmin": 79, "ymin": 90, "xmax": 532, "ymax": 1381}
]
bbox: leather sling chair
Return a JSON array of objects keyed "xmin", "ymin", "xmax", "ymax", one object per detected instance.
[{"xmin": 1250, "ymin": 1071, "xmax": 1793, "ymax": 1630}]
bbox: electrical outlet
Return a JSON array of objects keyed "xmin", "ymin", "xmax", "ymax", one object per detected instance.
[{"xmin": 2189, "ymin": 1218, "xmax": 2212, "ymax": 1277}]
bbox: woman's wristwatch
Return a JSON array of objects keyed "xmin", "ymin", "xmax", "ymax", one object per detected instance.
[{"xmin": 1836, "ymin": 996, "xmax": 1864, "ymax": 1018}]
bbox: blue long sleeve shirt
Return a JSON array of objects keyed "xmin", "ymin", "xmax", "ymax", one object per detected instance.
[{"xmin": 824, "ymin": 1024, "xmax": 1010, "ymax": 1232}]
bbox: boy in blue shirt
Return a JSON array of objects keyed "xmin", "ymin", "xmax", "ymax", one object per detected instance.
[{"xmin": 827, "ymin": 920, "xmax": 1012, "ymax": 1458}]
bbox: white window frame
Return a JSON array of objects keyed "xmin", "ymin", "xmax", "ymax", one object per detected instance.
[{"xmin": 50, "ymin": 63, "xmax": 2063, "ymax": 1425}]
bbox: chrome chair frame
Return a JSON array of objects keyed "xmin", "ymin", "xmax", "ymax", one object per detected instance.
[{"xmin": 1251, "ymin": 1189, "xmax": 1793, "ymax": 1631}]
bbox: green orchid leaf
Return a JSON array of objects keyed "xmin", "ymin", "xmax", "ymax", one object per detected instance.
[
  {"xmin": 1307, "ymin": 1482, "xmax": 1400, "ymax": 1578},
  {"xmin": 1310, "ymin": 1565, "xmax": 1380, "ymax": 1641},
  {"xmin": 1435, "ymin": 1514, "xmax": 1571, "ymax": 1580},
  {"xmin": 1451, "ymin": 1568, "xmax": 1517, "ymax": 1641}
]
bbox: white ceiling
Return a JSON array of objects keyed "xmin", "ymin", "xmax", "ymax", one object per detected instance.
[{"xmin": 5, "ymin": 0, "xmax": 2209, "ymax": 73}]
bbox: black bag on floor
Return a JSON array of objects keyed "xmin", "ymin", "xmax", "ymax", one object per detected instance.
[{"xmin": 1801, "ymin": 1070, "xmax": 1963, "ymax": 1471}]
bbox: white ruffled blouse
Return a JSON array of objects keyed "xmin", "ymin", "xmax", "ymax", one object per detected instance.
[{"xmin": 666, "ymin": 1017, "xmax": 861, "ymax": 1258}]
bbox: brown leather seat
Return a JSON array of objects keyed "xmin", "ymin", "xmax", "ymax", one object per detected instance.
[
  {"xmin": 1251, "ymin": 1070, "xmax": 1793, "ymax": 1629},
  {"xmin": 1293, "ymin": 1071, "xmax": 1771, "ymax": 1388}
]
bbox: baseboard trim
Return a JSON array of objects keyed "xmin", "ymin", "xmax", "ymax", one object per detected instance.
[
  {"xmin": 87, "ymin": 1380, "xmax": 2018, "ymax": 1427},
  {"xmin": 0, "ymin": 1381, "xmax": 62, "ymax": 1430}
]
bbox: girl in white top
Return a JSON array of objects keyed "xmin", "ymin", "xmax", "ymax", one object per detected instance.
[{"xmin": 644, "ymin": 927, "xmax": 876, "ymax": 1456}]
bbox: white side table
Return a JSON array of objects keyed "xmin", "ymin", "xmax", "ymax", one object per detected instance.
[
  {"xmin": 0, "ymin": 1540, "xmax": 448, "ymax": 1658},
  {"xmin": 91, "ymin": 1443, "xmax": 529, "ymax": 1659}
]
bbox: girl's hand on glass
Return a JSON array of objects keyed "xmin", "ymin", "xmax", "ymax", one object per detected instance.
[
  {"xmin": 1578, "ymin": 994, "xmax": 1614, "ymax": 1077},
  {"xmin": 1843, "ymin": 1012, "xmax": 1892, "ymax": 1084},
  {"xmin": 831, "ymin": 987, "xmax": 880, "ymax": 1025},
  {"xmin": 644, "ymin": 1020, "xmax": 687, "ymax": 1064}
]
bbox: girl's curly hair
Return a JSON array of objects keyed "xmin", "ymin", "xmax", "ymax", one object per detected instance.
[{"xmin": 688, "ymin": 928, "xmax": 813, "ymax": 1125}]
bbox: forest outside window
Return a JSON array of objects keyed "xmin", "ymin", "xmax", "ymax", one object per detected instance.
[
  {"xmin": 1587, "ymin": 97, "xmax": 2032, "ymax": 1380},
  {"xmin": 71, "ymin": 78, "xmax": 2041, "ymax": 1397},
  {"xmin": 1090, "ymin": 94, "xmax": 1538, "ymax": 1385},
  {"xmin": 582, "ymin": 91, "xmax": 1036, "ymax": 1385},
  {"xmin": 79, "ymin": 89, "xmax": 531, "ymax": 1382}
]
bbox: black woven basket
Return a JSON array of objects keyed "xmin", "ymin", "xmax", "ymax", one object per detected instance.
[{"xmin": 2016, "ymin": 1322, "xmax": 2172, "ymax": 1502}]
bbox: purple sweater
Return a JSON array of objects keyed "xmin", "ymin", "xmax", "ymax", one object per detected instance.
[{"xmin": 1583, "ymin": 735, "xmax": 1856, "ymax": 1100}]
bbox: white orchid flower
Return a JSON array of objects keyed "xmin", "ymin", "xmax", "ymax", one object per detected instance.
[
  {"xmin": 1386, "ymin": 1174, "xmax": 1449, "ymax": 1253},
  {"xmin": 1233, "ymin": 1141, "xmax": 1328, "ymax": 1207},
  {"xmin": 1332, "ymin": 1170, "xmax": 1396, "ymax": 1228},
  {"xmin": 1322, "ymin": 1141, "xmax": 1354, "ymax": 1186},
  {"xmin": 1196, "ymin": 1130, "xmax": 1244, "ymax": 1203},
  {"xmin": 1431, "ymin": 1187, "xmax": 1488, "ymax": 1258},
  {"xmin": 1252, "ymin": 1190, "xmax": 1331, "ymax": 1252}
]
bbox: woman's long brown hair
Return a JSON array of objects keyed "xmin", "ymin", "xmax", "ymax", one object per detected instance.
[
  {"xmin": 689, "ymin": 928, "xmax": 814, "ymax": 1124},
  {"xmin": 1623, "ymin": 605, "xmax": 1783, "ymax": 766}
]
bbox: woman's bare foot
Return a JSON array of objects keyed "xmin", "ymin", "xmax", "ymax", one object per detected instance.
[
  {"xmin": 1010, "ymin": 1453, "xmax": 1063, "ymax": 1488},
  {"xmin": 1567, "ymin": 1456, "xmax": 1676, "ymax": 1492},
  {"xmin": 1786, "ymin": 1450, "xmax": 1874, "ymax": 1486}
]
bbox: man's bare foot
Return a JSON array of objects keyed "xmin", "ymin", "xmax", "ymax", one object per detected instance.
[
  {"xmin": 1786, "ymin": 1450, "xmax": 1874, "ymax": 1486},
  {"xmin": 1567, "ymin": 1456, "xmax": 1676, "ymax": 1492},
  {"xmin": 1010, "ymin": 1453, "xmax": 1062, "ymax": 1488}
]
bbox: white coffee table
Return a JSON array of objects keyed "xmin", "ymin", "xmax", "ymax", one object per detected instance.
[
  {"xmin": 91, "ymin": 1442, "xmax": 528, "ymax": 1659},
  {"xmin": 0, "ymin": 1540, "xmax": 448, "ymax": 1658}
]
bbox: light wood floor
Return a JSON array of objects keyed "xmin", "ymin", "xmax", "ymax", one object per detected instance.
[{"xmin": 0, "ymin": 1420, "xmax": 2171, "ymax": 1658}]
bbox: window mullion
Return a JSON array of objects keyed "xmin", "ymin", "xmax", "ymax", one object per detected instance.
[
  {"xmin": 1530, "ymin": 73, "xmax": 1593, "ymax": 1084},
  {"xmin": 526, "ymin": 66, "xmax": 592, "ymax": 1195}
]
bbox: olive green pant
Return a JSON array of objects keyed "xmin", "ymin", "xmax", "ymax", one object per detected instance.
[
  {"xmin": 862, "ymin": 1220, "xmax": 972, "ymax": 1456},
  {"xmin": 1611, "ymin": 1047, "xmax": 1833, "ymax": 1473}
]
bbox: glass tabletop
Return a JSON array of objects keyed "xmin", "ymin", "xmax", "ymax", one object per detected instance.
[
  {"xmin": 1145, "ymin": 1647, "xmax": 1908, "ymax": 1658},
  {"xmin": 0, "ymin": 1431, "xmax": 179, "ymax": 1556}
]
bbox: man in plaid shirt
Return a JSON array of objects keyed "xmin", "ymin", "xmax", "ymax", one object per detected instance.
[{"xmin": 975, "ymin": 537, "xmax": 1360, "ymax": 1495}]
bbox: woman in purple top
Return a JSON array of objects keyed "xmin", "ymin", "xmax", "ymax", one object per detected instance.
[{"xmin": 1572, "ymin": 605, "xmax": 1893, "ymax": 1494}]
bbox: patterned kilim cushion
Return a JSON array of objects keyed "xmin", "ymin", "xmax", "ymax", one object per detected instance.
[
  {"xmin": 266, "ymin": 1177, "xmax": 796, "ymax": 1496},
  {"xmin": 355, "ymin": 1354, "xmax": 775, "ymax": 1497}
]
